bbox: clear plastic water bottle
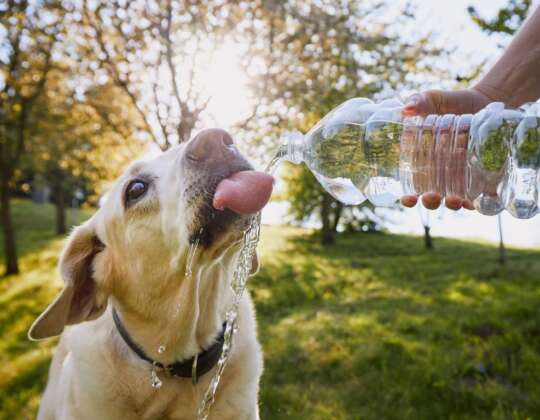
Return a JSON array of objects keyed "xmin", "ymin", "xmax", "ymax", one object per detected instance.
[
  {"xmin": 277, "ymin": 97, "xmax": 540, "ymax": 219},
  {"xmin": 503, "ymin": 102, "xmax": 540, "ymax": 218}
]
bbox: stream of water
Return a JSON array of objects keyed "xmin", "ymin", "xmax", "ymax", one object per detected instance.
[
  {"xmin": 147, "ymin": 153, "xmax": 282, "ymax": 417},
  {"xmin": 196, "ymin": 154, "xmax": 282, "ymax": 419},
  {"xmin": 196, "ymin": 215, "xmax": 261, "ymax": 419}
]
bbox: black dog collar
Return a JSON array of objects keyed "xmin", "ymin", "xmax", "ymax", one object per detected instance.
[{"xmin": 112, "ymin": 308, "xmax": 225, "ymax": 382}]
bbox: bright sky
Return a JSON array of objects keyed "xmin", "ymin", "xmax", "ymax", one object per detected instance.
[
  {"xmin": 204, "ymin": 0, "xmax": 529, "ymax": 128},
  {"xmin": 204, "ymin": 0, "xmax": 540, "ymax": 126},
  {"xmin": 200, "ymin": 41, "xmax": 253, "ymax": 128}
]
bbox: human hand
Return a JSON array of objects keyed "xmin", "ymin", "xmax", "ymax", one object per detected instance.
[
  {"xmin": 400, "ymin": 88, "xmax": 494, "ymax": 211},
  {"xmin": 401, "ymin": 88, "xmax": 494, "ymax": 118}
]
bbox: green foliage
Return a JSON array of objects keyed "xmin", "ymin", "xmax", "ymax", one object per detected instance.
[
  {"xmin": 1, "ymin": 0, "xmax": 68, "ymax": 273},
  {"xmin": 27, "ymin": 73, "xmax": 144, "ymax": 205},
  {"xmin": 282, "ymin": 163, "xmax": 325, "ymax": 224},
  {"xmin": 468, "ymin": 0, "xmax": 532, "ymax": 35},
  {"xmin": 310, "ymin": 124, "xmax": 369, "ymax": 180},
  {"xmin": 514, "ymin": 118, "xmax": 540, "ymax": 167},
  {"xmin": 478, "ymin": 122, "xmax": 515, "ymax": 171},
  {"xmin": 0, "ymin": 0, "xmax": 63, "ymax": 179},
  {"xmin": 2, "ymin": 201, "xmax": 540, "ymax": 419}
]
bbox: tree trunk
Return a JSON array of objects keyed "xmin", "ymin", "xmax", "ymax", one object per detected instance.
[
  {"xmin": 320, "ymin": 193, "xmax": 335, "ymax": 245},
  {"xmin": 55, "ymin": 185, "xmax": 67, "ymax": 235},
  {"xmin": 0, "ymin": 178, "xmax": 19, "ymax": 275},
  {"xmin": 332, "ymin": 202, "xmax": 344, "ymax": 232},
  {"xmin": 424, "ymin": 225, "xmax": 433, "ymax": 250}
]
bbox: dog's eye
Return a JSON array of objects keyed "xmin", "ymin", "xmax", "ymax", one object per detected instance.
[{"xmin": 125, "ymin": 180, "xmax": 148, "ymax": 204}]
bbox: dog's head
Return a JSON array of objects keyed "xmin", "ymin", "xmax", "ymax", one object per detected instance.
[{"xmin": 29, "ymin": 129, "xmax": 272, "ymax": 340}]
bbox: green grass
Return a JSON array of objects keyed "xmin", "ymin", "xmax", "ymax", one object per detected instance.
[
  {"xmin": 2, "ymin": 200, "xmax": 540, "ymax": 419},
  {"xmin": 0, "ymin": 200, "xmax": 92, "ymax": 418}
]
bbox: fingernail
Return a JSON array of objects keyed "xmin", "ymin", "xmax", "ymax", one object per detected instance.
[{"xmin": 404, "ymin": 94, "xmax": 421, "ymax": 109}]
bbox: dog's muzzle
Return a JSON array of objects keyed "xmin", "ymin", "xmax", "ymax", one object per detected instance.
[
  {"xmin": 186, "ymin": 128, "xmax": 235, "ymax": 162},
  {"xmin": 183, "ymin": 128, "xmax": 252, "ymax": 243}
]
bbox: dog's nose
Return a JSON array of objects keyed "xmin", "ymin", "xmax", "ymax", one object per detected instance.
[{"xmin": 185, "ymin": 128, "xmax": 235, "ymax": 162}]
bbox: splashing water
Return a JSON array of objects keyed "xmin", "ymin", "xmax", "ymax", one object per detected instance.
[
  {"xmin": 196, "ymin": 214, "xmax": 261, "ymax": 420},
  {"xmin": 173, "ymin": 235, "xmax": 201, "ymax": 318},
  {"xmin": 196, "ymin": 153, "xmax": 283, "ymax": 419},
  {"xmin": 147, "ymin": 153, "xmax": 283, "ymax": 404},
  {"xmin": 147, "ymin": 152, "xmax": 284, "ymax": 414},
  {"xmin": 150, "ymin": 361, "xmax": 163, "ymax": 389},
  {"xmin": 265, "ymin": 147, "xmax": 286, "ymax": 174}
]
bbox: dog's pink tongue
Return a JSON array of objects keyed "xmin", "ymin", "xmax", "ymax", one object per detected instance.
[{"xmin": 213, "ymin": 171, "xmax": 274, "ymax": 215}]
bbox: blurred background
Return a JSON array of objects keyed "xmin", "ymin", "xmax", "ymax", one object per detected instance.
[{"xmin": 1, "ymin": 0, "xmax": 540, "ymax": 418}]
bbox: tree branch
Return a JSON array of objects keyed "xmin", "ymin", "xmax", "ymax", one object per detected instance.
[
  {"xmin": 84, "ymin": 2, "xmax": 167, "ymax": 150},
  {"xmin": 163, "ymin": 0, "xmax": 188, "ymax": 143},
  {"xmin": 151, "ymin": 55, "xmax": 170, "ymax": 144}
]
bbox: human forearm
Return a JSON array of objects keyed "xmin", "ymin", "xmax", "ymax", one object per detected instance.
[{"xmin": 474, "ymin": 6, "xmax": 540, "ymax": 107}]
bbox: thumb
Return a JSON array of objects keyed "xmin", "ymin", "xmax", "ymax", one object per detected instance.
[{"xmin": 402, "ymin": 89, "xmax": 483, "ymax": 117}]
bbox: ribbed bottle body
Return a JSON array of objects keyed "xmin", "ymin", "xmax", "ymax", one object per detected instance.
[{"xmin": 280, "ymin": 98, "xmax": 540, "ymax": 218}]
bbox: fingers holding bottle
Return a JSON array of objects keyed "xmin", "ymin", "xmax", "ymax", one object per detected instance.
[
  {"xmin": 402, "ymin": 88, "xmax": 493, "ymax": 117},
  {"xmin": 399, "ymin": 89, "xmax": 494, "ymax": 210}
]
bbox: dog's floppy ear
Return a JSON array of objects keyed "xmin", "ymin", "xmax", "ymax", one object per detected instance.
[
  {"xmin": 28, "ymin": 218, "xmax": 109, "ymax": 340},
  {"xmin": 249, "ymin": 251, "xmax": 260, "ymax": 276}
]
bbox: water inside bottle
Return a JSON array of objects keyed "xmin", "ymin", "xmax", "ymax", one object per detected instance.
[
  {"xmin": 504, "ymin": 114, "xmax": 540, "ymax": 218},
  {"xmin": 362, "ymin": 120, "xmax": 403, "ymax": 206},
  {"xmin": 468, "ymin": 110, "xmax": 518, "ymax": 215},
  {"xmin": 307, "ymin": 124, "xmax": 370, "ymax": 205}
]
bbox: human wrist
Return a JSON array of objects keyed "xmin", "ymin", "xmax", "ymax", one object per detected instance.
[{"xmin": 471, "ymin": 82, "xmax": 510, "ymax": 108}]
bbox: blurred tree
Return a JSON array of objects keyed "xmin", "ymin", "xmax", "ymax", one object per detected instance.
[
  {"xmin": 75, "ymin": 0, "xmax": 240, "ymax": 149},
  {"xmin": 237, "ymin": 0, "xmax": 444, "ymax": 245},
  {"xmin": 0, "ymin": 0, "xmax": 64, "ymax": 275},
  {"xmin": 27, "ymin": 68, "xmax": 143, "ymax": 234},
  {"xmin": 468, "ymin": 0, "xmax": 531, "ymax": 36}
]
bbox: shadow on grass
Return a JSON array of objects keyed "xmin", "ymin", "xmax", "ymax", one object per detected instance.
[
  {"xmin": 253, "ymin": 227, "xmax": 540, "ymax": 419},
  {"xmin": 0, "ymin": 356, "xmax": 52, "ymax": 419}
]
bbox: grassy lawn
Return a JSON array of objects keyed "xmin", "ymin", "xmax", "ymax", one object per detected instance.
[
  {"xmin": 0, "ymin": 200, "xmax": 93, "ymax": 418},
  {"xmin": 1, "ymin": 200, "xmax": 540, "ymax": 419}
]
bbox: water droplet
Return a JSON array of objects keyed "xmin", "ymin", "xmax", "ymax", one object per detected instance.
[
  {"xmin": 150, "ymin": 366, "xmax": 163, "ymax": 389},
  {"xmin": 265, "ymin": 146, "xmax": 286, "ymax": 174},
  {"xmin": 158, "ymin": 345, "xmax": 166, "ymax": 354},
  {"xmin": 173, "ymin": 238, "xmax": 201, "ymax": 318}
]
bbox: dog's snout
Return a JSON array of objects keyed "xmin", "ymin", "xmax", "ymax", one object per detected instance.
[{"xmin": 186, "ymin": 128, "xmax": 234, "ymax": 163}]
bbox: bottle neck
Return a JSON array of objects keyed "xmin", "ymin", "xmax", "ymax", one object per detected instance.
[{"xmin": 281, "ymin": 131, "xmax": 305, "ymax": 164}]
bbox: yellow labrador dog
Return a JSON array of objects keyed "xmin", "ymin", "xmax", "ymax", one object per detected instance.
[{"xmin": 29, "ymin": 129, "xmax": 273, "ymax": 420}]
